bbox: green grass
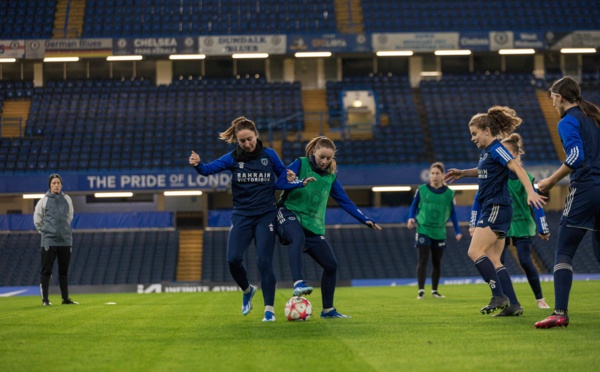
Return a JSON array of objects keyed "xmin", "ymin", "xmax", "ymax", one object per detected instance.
[{"xmin": 2, "ymin": 282, "xmax": 600, "ymax": 371}]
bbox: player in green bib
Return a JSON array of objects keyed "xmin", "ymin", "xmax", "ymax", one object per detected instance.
[
  {"xmin": 275, "ymin": 136, "xmax": 382, "ymax": 319},
  {"xmin": 408, "ymin": 162, "xmax": 462, "ymax": 300},
  {"xmin": 470, "ymin": 134, "xmax": 551, "ymax": 316}
]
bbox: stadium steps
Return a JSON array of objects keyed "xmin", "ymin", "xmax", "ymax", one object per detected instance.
[
  {"xmin": 53, "ymin": 0, "xmax": 86, "ymax": 38},
  {"xmin": 536, "ymin": 89, "xmax": 564, "ymax": 162},
  {"xmin": 334, "ymin": 0, "xmax": 364, "ymax": 34},
  {"xmin": 297, "ymin": 90, "xmax": 340, "ymax": 141},
  {"xmin": 176, "ymin": 230, "xmax": 203, "ymax": 282},
  {"xmin": 411, "ymin": 88, "xmax": 435, "ymax": 163},
  {"xmin": 1, "ymin": 100, "xmax": 30, "ymax": 138}
]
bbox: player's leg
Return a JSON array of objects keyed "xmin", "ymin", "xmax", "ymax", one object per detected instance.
[
  {"xmin": 513, "ymin": 237, "xmax": 545, "ymax": 305},
  {"xmin": 56, "ymin": 246, "xmax": 77, "ymax": 304},
  {"xmin": 537, "ymin": 186, "xmax": 599, "ymax": 328},
  {"xmin": 469, "ymin": 226, "xmax": 505, "ymax": 297},
  {"xmin": 415, "ymin": 236, "xmax": 430, "ymax": 299},
  {"xmin": 430, "ymin": 241, "xmax": 445, "ymax": 298},
  {"xmin": 254, "ymin": 210, "xmax": 278, "ymax": 321},
  {"xmin": 40, "ymin": 246, "xmax": 57, "ymax": 306},
  {"xmin": 254, "ymin": 210, "xmax": 277, "ymax": 306},
  {"xmin": 227, "ymin": 214, "xmax": 256, "ymax": 315},
  {"xmin": 276, "ymin": 208, "xmax": 312, "ymax": 296},
  {"xmin": 490, "ymin": 238, "xmax": 523, "ymax": 317},
  {"xmin": 305, "ymin": 236, "xmax": 349, "ymax": 318}
]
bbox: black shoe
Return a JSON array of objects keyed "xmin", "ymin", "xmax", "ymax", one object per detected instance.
[
  {"xmin": 480, "ymin": 296, "xmax": 509, "ymax": 314},
  {"xmin": 493, "ymin": 304, "xmax": 523, "ymax": 317},
  {"xmin": 62, "ymin": 298, "xmax": 79, "ymax": 305},
  {"xmin": 42, "ymin": 300, "xmax": 51, "ymax": 306}
]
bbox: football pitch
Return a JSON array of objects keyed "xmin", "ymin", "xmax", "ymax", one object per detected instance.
[{"xmin": 2, "ymin": 282, "xmax": 600, "ymax": 371}]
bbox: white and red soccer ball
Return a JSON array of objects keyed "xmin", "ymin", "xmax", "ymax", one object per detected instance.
[{"xmin": 284, "ymin": 296, "xmax": 312, "ymax": 321}]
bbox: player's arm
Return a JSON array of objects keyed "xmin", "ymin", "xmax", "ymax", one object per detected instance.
[
  {"xmin": 330, "ymin": 179, "xmax": 381, "ymax": 230},
  {"xmin": 191, "ymin": 152, "xmax": 234, "ymax": 176},
  {"xmin": 449, "ymin": 201, "xmax": 462, "ymax": 240},
  {"xmin": 273, "ymin": 159, "xmax": 314, "ymax": 190},
  {"xmin": 407, "ymin": 189, "xmax": 420, "ymax": 229},
  {"xmin": 469, "ymin": 190, "xmax": 481, "ymax": 236},
  {"xmin": 538, "ymin": 117, "xmax": 580, "ymax": 193},
  {"xmin": 444, "ymin": 167, "xmax": 478, "ymax": 183},
  {"xmin": 507, "ymin": 160, "xmax": 546, "ymax": 210},
  {"xmin": 33, "ymin": 196, "xmax": 46, "ymax": 233}
]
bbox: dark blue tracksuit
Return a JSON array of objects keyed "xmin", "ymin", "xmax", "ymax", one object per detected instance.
[
  {"xmin": 194, "ymin": 142, "xmax": 302, "ymax": 307},
  {"xmin": 553, "ymin": 106, "xmax": 600, "ymax": 311}
]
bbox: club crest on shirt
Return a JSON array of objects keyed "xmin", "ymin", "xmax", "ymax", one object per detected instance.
[
  {"xmin": 261, "ymin": 158, "xmax": 268, "ymax": 166},
  {"xmin": 239, "ymin": 162, "xmax": 244, "ymax": 169}
]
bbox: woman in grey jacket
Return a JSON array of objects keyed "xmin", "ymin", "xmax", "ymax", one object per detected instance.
[{"xmin": 34, "ymin": 174, "xmax": 78, "ymax": 306}]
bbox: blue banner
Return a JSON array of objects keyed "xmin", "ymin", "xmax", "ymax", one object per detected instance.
[
  {"xmin": 0, "ymin": 211, "xmax": 174, "ymax": 231},
  {"xmin": 0, "ymin": 163, "xmax": 562, "ymax": 194}
]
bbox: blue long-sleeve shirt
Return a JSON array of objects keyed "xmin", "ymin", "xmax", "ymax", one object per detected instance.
[
  {"xmin": 558, "ymin": 106, "xmax": 600, "ymax": 187},
  {"xmin": 194, "ymin": 147, "xmax": 303, "ymax": 216},
  {"xmin": 408, "ymin": 185, "xmax": 461, "ymax": 236}
]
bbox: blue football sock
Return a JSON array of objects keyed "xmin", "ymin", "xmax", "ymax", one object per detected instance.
[
  {"xmin": 553, "ymin": 263, "xmax": 573, "ymax": 312},
  {"xmin": 475, "ymin": 256, "xmax": 504, "ymax": 297},
  {"xmin": 496, "ymin": 266, "xmax": 519, "ymax": 305}
]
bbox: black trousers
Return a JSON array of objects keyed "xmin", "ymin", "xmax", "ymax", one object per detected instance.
[{"xmin": 40, "ymin": 246, "xmax": 72, "ymax": 301}]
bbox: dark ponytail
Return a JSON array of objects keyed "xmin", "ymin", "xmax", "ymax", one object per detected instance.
[{"xmin": 550, "ymin": 76, "xmax": 600, "ymax": 126}]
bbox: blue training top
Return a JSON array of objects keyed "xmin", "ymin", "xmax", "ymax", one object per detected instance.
[
  {"xmin": 194, "ymin": 145, "xmax": 302, "ymax": 216},
  {"xmin": 559, "ymin": 106, "xmax": 600, "ymax": 188},
  {"xmin": 475, "ymin": 139, "xmax": 514, "ymax": 209}
]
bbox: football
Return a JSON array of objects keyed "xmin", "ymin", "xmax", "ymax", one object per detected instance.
[{"xmin": 284, "ymin": 296, "xmax": 313, "ymax": 321}]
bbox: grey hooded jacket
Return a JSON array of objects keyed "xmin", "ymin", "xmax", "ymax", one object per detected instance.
[{"xmin": 33, "ymin": 191, "xmax": 74, "ymax": 247}]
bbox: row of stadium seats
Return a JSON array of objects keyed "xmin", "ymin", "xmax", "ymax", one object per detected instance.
[
  {"xmin": 362, "ymin": 0, "xmax": 600, "ymax": 32},
  {"xmin": 421, "ymin": 73, "xmax": 557, "ymax": 163},
  {"xmin": 0, "ymin": 72, "xmax": 574, "ymax": 172},
  {"xmin": 0, "ymin": 0, "xmax": 55, "ymax": 39},
  {"xmin": 83, "ymin": 0, "xmax": 336, "ymax": 37},
  {"xmin": 0, "ymin": 230, "xmax": 178, "ymax": 286},
  {"xmin": 3, "ymin": 0, "xmax": 600, "ymax": 39}
]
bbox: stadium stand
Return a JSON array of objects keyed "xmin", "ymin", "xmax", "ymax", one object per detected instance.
[
  {"xmin": 362, "ymin": 0, "xmax": 600, "ymax": 32},
  {"xmin": 82, "ymin": 0, "xmax": 336, "ymax": 37},
  {"xmin": 0, "ymin": 0, "xmax": 56, "ymax": 39},
  {"xmin": 0, "ymin": 230, "xmax": 179, "ymax": 286},
  {"xmin": 2, "ymin": 77, "xmax": 302, "ymax": 172},
  {"xmin": 281, "ymin": 74, "xmax": 428, "ymax": 165},
  {"xmin": 420, "ymin": 73, "xmax": 558, "ymax": 164}
]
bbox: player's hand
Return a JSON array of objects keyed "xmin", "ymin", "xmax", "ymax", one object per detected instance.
[
  {"xmin": 302, "ymin": 177, "xmax": 316, "ymax": 187},
  {"xmin": 539, "ymin": 233, "xmax": 551, "ymax": 241},
  {"xmin": 444, "ymin": 168, "xmax": 463, "ymax": 184},
  {"xmin": 528, "ymin": 191, "xmax": 547, "ymax": 210},
  {"xmin": 537, "ymin": 178, "xmax": 554, "ymax": 193},
  {"xmin": 189, "ymin": 151, "xmax": 200, "ymax": 166},
  {"xmin": 407, "ymin": 218, "xmax": 416, "ymax": 229},
  {"xmin": 286, "ymin": 169, "xmax": 296, "ymax": 182},
  {"xmin": 366, "ymin": 221, "xmax": 383, "ymax": 230},
  {"xmin": 455, "ymin": 233, "xmax": 463, "ymax": 241},
  {"xmin": 469, "ymin": 227, "xmax": 475, "ymax": 237}
]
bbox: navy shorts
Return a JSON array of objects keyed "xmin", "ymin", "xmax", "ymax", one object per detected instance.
[
  {"xmin": 561, "ymin": 186, "xmax": 600, "ymax": 231},
  {"xmin": 475, "ymin": 203, "xmax": 512, "ymax": 238},
  {"xmin": 414, "ymin": 233, "xmax": 446, "ymax": 249}
]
